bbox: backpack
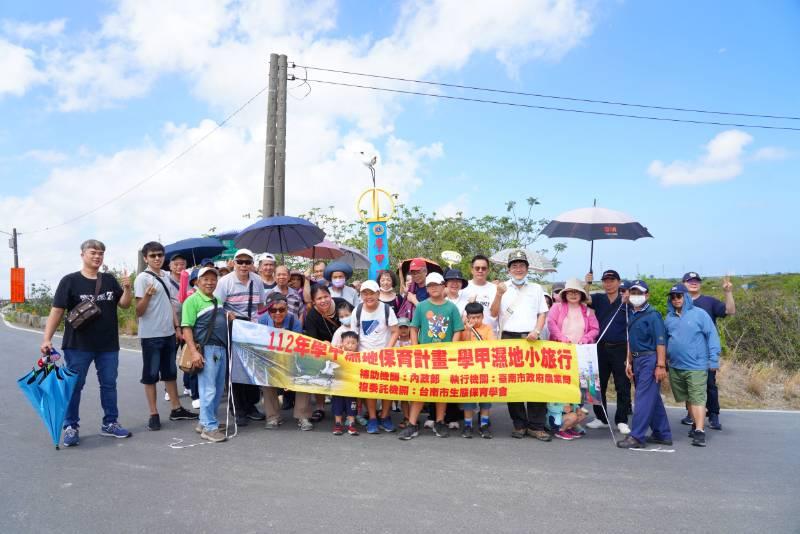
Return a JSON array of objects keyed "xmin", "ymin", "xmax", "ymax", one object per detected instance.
[{"xmin": 354, "ymin": 302, "xmax": 391, "ymax": 335}]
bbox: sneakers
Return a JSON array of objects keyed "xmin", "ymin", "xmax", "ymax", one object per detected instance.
[
  {"xmin": 617, "ymin": 423, "xmax": 631, "ymax": 435},
  {"xmin": 586, "ymin": 419, "xmax": 608, "ymax": 429},
  {"xmin": 100, "ymin": 422, "xmax": 132, "ymax": 438},
  {"xmin": 310, "ymin": 409, "xmax": 325, "ymax": 423},
  {"xmin": 298, "ymin": 418, "xmax": 313, "ymax": 431},
  {"xmin": 191, "ymin": 399, "xmax": 200, "ymax": 409},
  {"xmin": 554, "ymin": 430, "xmax": 575, "ymax": 440},
  {"xmin": 692, "ymin": 429, "xmax": 707, "ymax": 447},
  {"xmin": 616, "ymin": 435, "xmax": 645, "ymax": 449},
  {"xmin": 423, "ymin": 419, "xmax": 435, "ymax": 430},
  {"xmin": 201, "ymin": 428, "xmax": 227, "ymax": 442},
  {"xmin": 527, "ymin": 429, "xmax": 552, "ymax": 442},
  {"xmin": 479, "ymin": 424, "xmax": 493, "ymax": 439},
  {"xmin": 366, "ymin": 418, "xmax": 379, "ymax": 434},
  {"xmin": 448, "ymin": 421, "xmax": 460, "ymax": 430},
  {"xmin": 246, "ymin": 408, "xmax": 266, "ymax": 421},
  {"xmin": 355, "ymin": 415, "xmax": 369, "ymax": 427},
  {"xmin": 170, "ymin": 406, "xmax": 198, "ymax": 421},
  {"xmin": 462, "ymin": 425, "xmax": 474, "ymax": 439},
  {"xmin": 148, "ymin": 414, "xmax": 161, "ymax": 431},
  {"xmin": 378, "ymin": 417, "xmax": 395, "ymax": 433},
  {"xmin": 195, "ymin": 423, "xmax": 226, "ymax": 433},
  {"xmin": 63, "ymin": 426, "xmax": 79, "ymax": 447},
  {"xmin": 333, "ymin": 422, "xmax": 344, "ymax": 435},
  {"xmin": 680, "ymin": 414, "xmax": 694, "ymax": 426},
  {"xmin": 433, "ymin": 421, "xmax": 450, "ymax": 438},
  {"xmin": 708, "ymin": 413, "xmax": 722, "ymax": 430},
  {"xmin": 398, "ymin": 424, "xmax": 419, "ymax": 440},
  {"xmin": 236, "ymin": 415, "xmax": 249, "ymax": 427},
  {"xmin": 391, "ymin": 401, "xmax": 401, "ymax": 412},
  {"xmin": 511, "ymin": 428, "xmax": 526, "ymax": 439},
  {"xmin": 182, "ymin": 388, "xmax": 192, "ymax": 396},
  {"xmin": 645, "ymin": 434, "xmax": 673, "ymax": 446},
  {"xmin": 346, "ymin": 422, "xmax": 359, "ymax": 435},
  {"xmin": 567, "ymin": 429, "xmax": 584, "ymax": 439},
  {"xmin": 265, "ymin": 417, "xmax": 281, "ymax": 430}
]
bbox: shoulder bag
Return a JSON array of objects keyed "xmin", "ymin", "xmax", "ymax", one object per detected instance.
[
  {"xmin": 178, "ymin": 297, "xmax": 218, "ymax": 374},
  {"xmin": 65, "ymin": 274, "xmax": 104, "ymax": 330}
]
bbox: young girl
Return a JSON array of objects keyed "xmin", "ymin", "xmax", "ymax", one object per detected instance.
[
  {"xmin": 330, "ymin": 301, "xmax": 355, "ymax": 347},
  {"xmin": 547, "ymin": 403, "xmax": 588, "ymax": 440},
  {"xmin": 331, "ymin": 331, "xmax": 360, "ymax": 436}
]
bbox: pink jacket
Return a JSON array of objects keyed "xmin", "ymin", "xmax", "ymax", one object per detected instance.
[{"xmin": 547, "ymin": 302, "xmax": 599, "ymax": 344}]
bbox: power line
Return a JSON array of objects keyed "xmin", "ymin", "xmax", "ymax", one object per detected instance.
[
  {"xmin": 20, "ymin": 86, "xmax": 269, "ymax": 236},
  {"xmin": 295, "ymin": 76, "xmax": 800, "ymax": 132},
  {"xmin": 293, "ymin": 64, "xmax": 800, "ymax": 122}
]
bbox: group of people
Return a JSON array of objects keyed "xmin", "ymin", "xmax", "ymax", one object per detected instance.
[{"xmin": 40, "ymin": 239, "xmax": 734, "ymax": 449}]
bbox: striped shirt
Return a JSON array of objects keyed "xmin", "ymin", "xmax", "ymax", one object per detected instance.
[{"xmin": 214, "ymin": 272, "xmax": 265, "ymax": 321}]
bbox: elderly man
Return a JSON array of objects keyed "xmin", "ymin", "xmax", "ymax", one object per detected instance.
[
  {"xmin": 617, "ymin": 280, "xmax": 671, "ymax": 449},
  {"xmin": 214, "ymin": 248, "xmax": 266, "ymax": 426},
  {"xmin": 679, "ymin": 271, "xmax": 735, "ymax": 430},
  {"xmin": 258, "ymin": 254, "xmax": 277, "ymax": 290},
  {"xmin": 267, "ymin": 265, "xmax": 304, "ymax": 320},
  {"xmin": 490, "ymin": 250, "xmax": 551, "ymax": 442},
  {"xmin": 665, "ymin": 283, "xmax": 721, "ymax": 447}
]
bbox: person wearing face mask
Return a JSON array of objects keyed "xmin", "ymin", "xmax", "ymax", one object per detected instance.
[
  {"xmin": 617, "ymin": 280, "xmax": 671, "ymax": 449},
  {"xmin": 323, "ymin": 262, "xmax": 360, "ymax": 308},
  {"xmin": 489, "ymin": 249, "xmax": 552, "ymax": 442}
]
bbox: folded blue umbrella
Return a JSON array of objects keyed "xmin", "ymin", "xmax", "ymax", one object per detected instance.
[{"xmin": 18, "ymin": 364, "xmax": 78, "ymax": 449}]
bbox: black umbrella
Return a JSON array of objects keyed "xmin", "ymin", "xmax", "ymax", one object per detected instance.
[
  {"xmin": 235, "ymin": 216, "xmax": 325, "ymax": 255},
  {"xmin": 540, "ymin": 202, "xmax": 652, "ymax": 274},
  {"xmin": 164, "ymin": 237, "xmax": 226, "ymax": 265}
]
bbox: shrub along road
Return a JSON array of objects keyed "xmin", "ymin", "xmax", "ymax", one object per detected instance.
[{"xmin": 2, "ymin": 318, "xmax": 798, "ymax": 533}]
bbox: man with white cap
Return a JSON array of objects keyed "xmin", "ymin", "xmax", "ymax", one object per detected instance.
[
  {"xmin": 258, "ymin": 254, "xmax": 277, "ymax": 290},
  {"xmin": 214, "ymin": 248, "xmax": 266, "ymax": 426},
  {"xmin": 489, "ymin": 249, "xmax": 552, "ymax": 442}
]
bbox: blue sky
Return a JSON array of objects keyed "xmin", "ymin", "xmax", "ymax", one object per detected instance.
[{"xmin": 1, "ymin": 1, "xmax": 798, "ymax": 296}]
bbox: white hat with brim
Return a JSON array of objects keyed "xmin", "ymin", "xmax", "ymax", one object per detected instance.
[{"xmin": 235, "ymin": 248, "xmax": 255, "ymax": 259}]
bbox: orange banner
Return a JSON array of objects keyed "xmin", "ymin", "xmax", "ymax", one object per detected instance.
[{"xmin": 10, "ymin": 268, "xmax": 25, "ymax": 303}]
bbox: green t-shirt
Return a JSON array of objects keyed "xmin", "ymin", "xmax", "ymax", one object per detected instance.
[
  {"xmin": 410, "ymin": 299, "xmax": 464, "ymax": 344},
  {"xmin": 181, "ymin": 291, "xmax": 227, "ymax": 347}
]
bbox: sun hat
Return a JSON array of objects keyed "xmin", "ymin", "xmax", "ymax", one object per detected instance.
[
  {"xmin": 443, "ymin": 268, "xmax": 468, "ymax": 289},
  {"xmin": 561, "ymin": 277, "xmax": 589, "ymax": 302}
]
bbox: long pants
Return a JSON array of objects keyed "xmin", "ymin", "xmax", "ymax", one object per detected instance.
[
  {"xmin": 198, "ymin": 345, "xmax": 227, "ymax": 431},
  {"xmin": 183, "ymin": 372, "xmax": 199, "ymax": 400},
  {"xmin": 231, "ymin": 383, "xmax": 261, "ymax": 415},
  {"xmin": 331, "ymin": 396, "xmax": 357, "ymax": 417},
  {"xmin": 261, "ymin": 387, "xmax": 311, "ymax": 420},
  {"xmin": 630, "ymin": 353, "xmax": 672, "ymax": 442},
  {"xmin": 593, "ymin": 341, "xmax": 632, "ymax": 424},
  {"xmin": 706, "ymin": 370, "xmax": 720, "ymax": 415},
  {"xmin": 502, "ymin": 331, "xmax": 547, "ymax": 431},
  {"xmin": 63, "ymin": 350, "xmax": 119, "ymax": 428}
]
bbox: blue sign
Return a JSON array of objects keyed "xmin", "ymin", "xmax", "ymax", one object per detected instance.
[{"xmin": 367, "ymin": 221, "xmax": 389, "ymax": 280}]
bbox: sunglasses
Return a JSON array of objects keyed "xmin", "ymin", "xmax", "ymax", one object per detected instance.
[
  {"xmin": 147, "ymin": 253, "xmax": 164, "ymax": 258},
  {"xmin": 669, "ymin": 294, "xmax": 684, "ymax": 299},
  {"xmin": 269, "ymin": 307, "xmax": 288, "ymax": 313},
  {"xmin": 235, "ymin": 259, "xmax": 253, "ymax": 265},
  {"xmin": 472, "ymin": 266, "xmax": 488, "ymax": 271}
]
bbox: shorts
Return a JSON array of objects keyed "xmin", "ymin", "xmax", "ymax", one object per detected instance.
[
  {"xmin": 140, "ymin": 335, "xmax": 178, "ymax": 384},
  {"xmin": 461, "ymin": 403, "xmax": 492, "ymax": 411},
  {"xmin": 669, "ymin": 368, "xmax": 708, "ymax": 405}
]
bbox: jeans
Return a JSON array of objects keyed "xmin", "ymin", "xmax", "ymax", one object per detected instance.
[
  {"xmin": 706, "ymin": 369, "xmax": 720, "ymax": 415},
  {"xmin": 630, "ymin": 353, "xmax": 672, "ymax": 442},
  {"xmin": 198, "ymin": 345, "xmax": 227, "ymax": 431},
  {"xmin": 63, "ymin": 350, "xmax": 119, "ymax": 428},
  {"xmin": 502, "ymin": 331, "xmax": 547, "ymax": 431},
  {"xmin": 593, "ymin": 341, "xmax": 632, "ymax": 424}
]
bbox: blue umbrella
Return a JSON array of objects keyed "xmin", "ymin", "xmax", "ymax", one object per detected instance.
[
  {"xmin": 212, "ymin": 229, "xmax": 240, "ymax": 241},
  {"xmin": 164, "ymin": 237, "xmax": 225, "ymax": 265},
  {"xmin": 18, "ymin": 363, "xmax": 78, "ymax": 449},
  {"xmin": 235, "ymin": 216, "xmax": 325, "ymax": 255}
]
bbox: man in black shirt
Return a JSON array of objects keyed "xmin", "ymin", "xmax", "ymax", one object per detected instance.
[{"xmin": 41, "ymin": 239, "xmax": 134, "ymax": 447}]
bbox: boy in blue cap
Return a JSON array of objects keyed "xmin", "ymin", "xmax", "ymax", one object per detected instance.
[{"xmin": 617, "ymin": 280, "xmax": 672, "ymax": 449}]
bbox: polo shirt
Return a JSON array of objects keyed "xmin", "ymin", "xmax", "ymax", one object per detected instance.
[
  {"xmin": 214, "ymin": 272, "xmax": 265, "ymax": 320},
  {"xmin": 497, "ymin": 280, "xmax": 549, "ymax": 333},
  {"xmin": 692, "ymin": 295, "xmax": 726, "ymax": 326},
  {"xmin": 181, "ymin": 291, "xmax": 228, "ymax": 346},
  {"xmin": 627, "ymin": 304, "xmax": 666, "ymax": 353},
  {"xmin": 590, "ymin": 291, "xmax": 627, "ymax": 343}
]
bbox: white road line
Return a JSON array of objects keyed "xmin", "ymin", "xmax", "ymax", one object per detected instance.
[{"xmin": 2, "ymin": 316, "xmax": 141, "ymax": 354}]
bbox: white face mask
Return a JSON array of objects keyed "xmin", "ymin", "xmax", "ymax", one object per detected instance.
[
  {"xmin": 511, "ymin": 277, "xmax": 526, "ymax": 287},
  {"xmin": 629, "ymin": 295, "xmax": 646, "ymax": 307}
]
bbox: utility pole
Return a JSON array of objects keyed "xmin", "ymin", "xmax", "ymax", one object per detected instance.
[
  {"xmin": 263, "ymin": 53, "xmax": 279, "ymax": 218},
  {"xmin": 274, "ymin": 54, "xmax": 288, "ymax": 216},
  {"xmin": 11, "ymin": 228, "xmax": 18, "ymax": 268}
]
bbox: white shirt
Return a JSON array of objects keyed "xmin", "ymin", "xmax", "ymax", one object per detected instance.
[
  {"xmin": 329, "ymin": 285, "xmax": 360, "ymax": 308},
  {"xmin": 356, "ymin": 303, "xmax": 398, "ymax": 351},
  {"xmin": 497, "ymin": 279, "xmax": 549, "ymax": 333},
  {"xmin": 446, "ymin": 291, "xmax": 470, "ymax": 317},
  {"xmin": 462, "ymin": 280, "xmax": 498, "ymax": 332}
]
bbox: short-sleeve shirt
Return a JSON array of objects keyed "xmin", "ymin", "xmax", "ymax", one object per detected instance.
[
  {"xmin": 589, "ymin": 292, "xmax": 627, "ymax": 343},
  {"xmin": 166, "ymin": 274, "xmax": 182, "ymax": 319},
  {"xmin": 462, "ymin": 281, "xmax": 498, "ymax": 332},
  {"xmin": 692, "ymin": 295, "xmax": 726, "ymax": 326},
  {"xmin": 446, "ymin": 292, "xmax": 470, "ymax": 317},
  {"xmin": 181, "ymin": 291, "xmax": 227, "ymax": 347},
  {"xmin": 266, "ymin": 286, "xmax": 304, "ymax": 320},
  {"xmin": 329, "ymin": 285, "xmax": 360, "ymax": 308},
  {"xmin": 356, "ymin": 303, "xmax": 399, "ymax": 351},
  {"xmin": 134, "ymin": 269, "xmax": 175, "ymax": 338},
  {"xmin": 627, "ymin": 304, "xmax": 666, "ymax": 353},
  {"xmin": 53, "ymin": 271, "xmax": 124, "ymax": 352},
  {"xmin": 411, "ymin": 299, "xmax": 464, "ymax": 344},
  {"xmin": 214, "ymin": 272, "xmax": 265, "ymax": 321},
  {"xmin": 497, "ymin": 280, "xmax": 549, "ymax": 333}
]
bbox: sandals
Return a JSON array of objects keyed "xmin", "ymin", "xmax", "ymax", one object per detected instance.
[{"xmin": 310, "ymin": 409, "xmax": 325, "ymax": 423}]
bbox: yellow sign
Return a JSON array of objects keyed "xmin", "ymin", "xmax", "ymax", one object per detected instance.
[
  {"xmin": 232, "ymin": 321, "xmax": 580, "ymax": 403},
  {"xmin": 356, "ymin": 187, "xmax": 396, "ymax": 223}
]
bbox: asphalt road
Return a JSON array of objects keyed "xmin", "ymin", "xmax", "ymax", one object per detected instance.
[{"xmin": 2, "ymin": 318, "xmax": 798, "ymax": 534}]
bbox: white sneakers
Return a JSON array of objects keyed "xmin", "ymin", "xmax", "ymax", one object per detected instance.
[
  {"xmin": 586, "ymin": 419, "xmax": 608, "ymax": 429},
  {"xmin": 423, "ymin": 420, "xmax": 435, "ymax": 429},
  {"xmin": 448, "ymin": 421, "xmax": 460, "ymax": 430},
  {"xmin": 191, "ymin": 399, "xmax": 201, "ymax": 409},
  {"xmin": 617, "ymin": 423, "xmax": 631, "ymax": 435}
]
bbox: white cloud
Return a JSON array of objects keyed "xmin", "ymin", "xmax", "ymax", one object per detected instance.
[
  {"xmin": 648, "ymin": 129, "xmax": 753, "ymax": 186},
  {"xmin": 1, "ymin": 19, "xmax": 66, "ymax": 40},
  {"xmin": 0, "ymin": 38, "xmax": 45, "ymax": 96},
  {"xmin": 752, "ymin": 146, "xmax": 790, "ymax": 161},
  {"xmin": 22, "ymin": 149, "xmax": 69, "ymax": 164}
]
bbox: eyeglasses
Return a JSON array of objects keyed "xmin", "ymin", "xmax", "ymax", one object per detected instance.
[
  {"xmin": 235, "ymin": 259, "xmax": 253, "ymax": 265},
  {"xmin": 669, "ymin": 294, "xmax": 684, "ymax": 300},
  {"xmin": 269, "ymin": 307, "xmax": 288, "ymax": 313},
  {"xmin": 147, "ymin": 253, "xmax": 164, "ymax": 258},
  {"xmin": 472, "ymin": 266, "xmax": 488, "ymax": 272}
]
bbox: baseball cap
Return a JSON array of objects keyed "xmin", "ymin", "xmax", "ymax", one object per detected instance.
[
  {"xmin": 619, "ymin": 279, "xmax": 630, "ymax": 290},
  {"xmin": 360, "ymin": 280, "xmax": 380, "ymax": 293},
  {"xmin": 235, "ymin": 248, "xmax": 255, "ymax": 260},
  {"xmin": 408, "ymin": 258, "xmax": 427, "ymax": 271},
  {"xmin": 629, "ymin": 279, "xmax": 650, "ymax": 292},
  {"xmin": 169, "ymin": 253, "xmax": 186, "ymax": 262},
  {"xmin": 197, "ymin": 266, "xmax": 219, "ymax": 278},
  {"xmin": 669, "ymin": 283, "xmax": 688, "ymax": 295},
  {"xmin": 425, "ymin": 272, "xmax": 445, "ymax": 286},
  {"xmin": 507, "ymin": 249, "xmax": 528, "ymax": 267},
  {"xmin": 397, "ymin": 317, "xmax": 411, "ymax": 327},
  {"xmin": 682, "ymin": 272, "xmax": 702, "ymax": 282},
  {"xmin": 601, "ymin": 269, "xmax": 620, "ymax": 280},
  {"xmin": 199, "ymin": 257, "xmax": 215, "ymax": 267},
  {"xmin": 259, "ymin": 253, "xmax": 276, "ymax": 265},
  {"xmin": 266, "ymin": 292, "xmax": 288, "ymax": 305}
]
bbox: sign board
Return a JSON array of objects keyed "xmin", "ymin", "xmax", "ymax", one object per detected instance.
[{"xmin": 10, "ymin": 267, "xmax": 25, "ymax": 303}]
